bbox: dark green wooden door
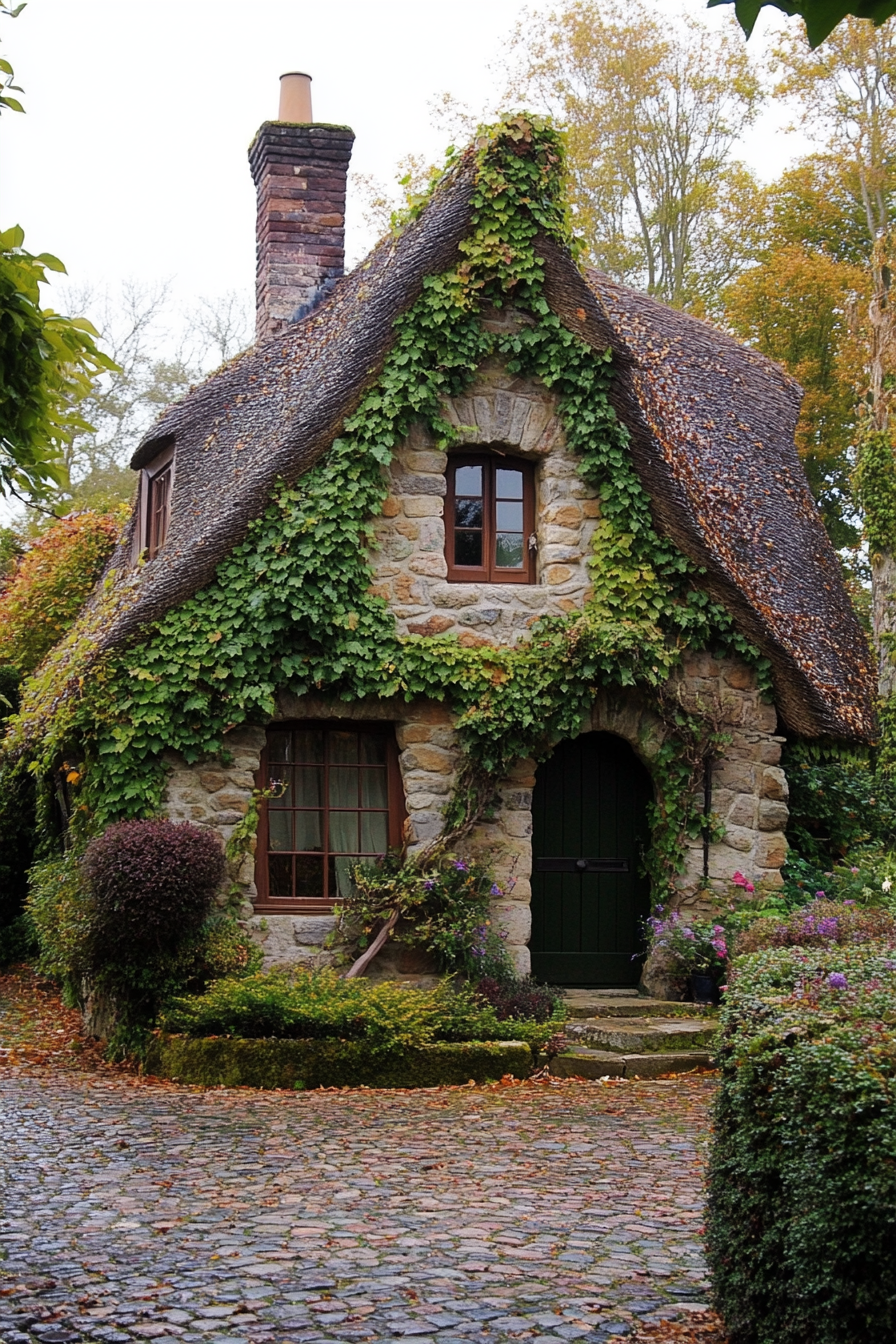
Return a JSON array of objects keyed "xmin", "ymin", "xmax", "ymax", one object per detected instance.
[{"xmin": 530, "ymin": 732, "xmax": 652, "ymax": 986}]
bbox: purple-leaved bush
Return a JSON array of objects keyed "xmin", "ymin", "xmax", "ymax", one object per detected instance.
[{"xmin": 83, "ymin": 820, "xmax": 225, "ymax": 965}]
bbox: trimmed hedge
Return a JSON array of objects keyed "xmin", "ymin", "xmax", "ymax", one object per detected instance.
[
  {"xmin": 144, "ymin": 1034, "xmax": 533, "ymax": 1090},
  {"xmin": 160, "ymin": 968, "xmax": 564, "ymax": 1054},
  {"xmin": 706, "ymin": 943, "xmax": 896, "ymax": 1344}
]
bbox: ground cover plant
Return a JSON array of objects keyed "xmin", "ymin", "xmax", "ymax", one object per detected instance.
[{"xmin": 706, "ymin": 939, "xmax": 896, "ymax": 1343}]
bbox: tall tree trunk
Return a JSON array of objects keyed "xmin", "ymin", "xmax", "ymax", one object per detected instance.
[{"xmin": 867, "ymin": 234, "xmax": 896, "ymax": 698}]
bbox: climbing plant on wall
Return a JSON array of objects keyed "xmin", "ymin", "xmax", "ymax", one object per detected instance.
[{"xmin": 2, "ymin": 114, "xmax": 769, "ymax": 898}]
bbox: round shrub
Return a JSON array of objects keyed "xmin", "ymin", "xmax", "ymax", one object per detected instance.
[{"xmin": 83, "ymin": 820, "xmax": 225, "ymax": 965}]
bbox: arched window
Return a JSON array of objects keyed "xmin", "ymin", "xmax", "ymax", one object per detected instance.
[{"xmin": 445, "ymin": 453, "xmax": 536, "ymax": 583}]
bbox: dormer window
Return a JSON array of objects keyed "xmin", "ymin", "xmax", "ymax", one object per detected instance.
[
  {"xmin": 446, "ymin": 453, "xmax": 536, "ymax": 583},
  {"xmin": 135, "ymin": 442, "xmax": 174, "ymax": 560}
]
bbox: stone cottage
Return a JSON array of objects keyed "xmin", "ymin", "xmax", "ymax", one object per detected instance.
[{"xmin": 38, "ymin": 76, "xmax": 875, "ymax": 989}]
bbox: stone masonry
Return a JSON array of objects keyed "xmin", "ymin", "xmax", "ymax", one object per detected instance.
[
  {"xmin": 367, "ymin": 356, "xmax": 599, "ymax": 646},
  {"xmin": 159, "ymin": 347, "xmax": 788, "ymax": 984}
]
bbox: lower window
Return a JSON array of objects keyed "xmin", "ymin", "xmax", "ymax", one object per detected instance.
[{"xmin": 254, "ymin": 723, "xmax": 404, "ymax": 911}]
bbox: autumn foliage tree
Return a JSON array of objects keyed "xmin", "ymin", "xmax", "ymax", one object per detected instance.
[
  {"xmin": 507, "ymin": 0, "xmax": 765, "ymax": 310},
  {"xmin": 724, "ymin": 245, "xmax": 867, "ymax": 549},
  {"xmin": 0, "ymin": 511, "xmax": 121, "ymax": 677}
]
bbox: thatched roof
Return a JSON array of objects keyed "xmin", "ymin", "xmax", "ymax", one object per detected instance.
[{"xmin": 104, "ymin": 148, "xmax": 873, "ymax": 742}]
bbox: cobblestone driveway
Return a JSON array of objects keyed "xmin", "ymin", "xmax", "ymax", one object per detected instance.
[{"xmin": 0, "ymin": 1073, "xmax": 714, "ymax": 1344}]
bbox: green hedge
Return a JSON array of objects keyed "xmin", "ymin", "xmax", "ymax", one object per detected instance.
[
  {"xmin": 706, "ymin": 943, "xmax": 896, "ymax": 1344},
  {"xmin": 144, "ymin": 1034, "xmax": 533, "ymax": 1090},
  {"xmin": 160, "ymin": 969, "xmax": 564, "ymax": 1054}
]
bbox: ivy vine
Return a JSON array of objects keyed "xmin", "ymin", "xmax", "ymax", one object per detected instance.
[{"xmin": 4, "ymin": 114, "xmax": 771, "ymax": 899}]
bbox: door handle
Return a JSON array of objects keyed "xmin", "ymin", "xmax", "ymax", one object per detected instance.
[{"xmin": 534, "ymin": 857, "xmax": 629, "ymax": 874}]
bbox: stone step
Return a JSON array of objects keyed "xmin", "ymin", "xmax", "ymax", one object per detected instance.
[
  {"xmin": 550, "ymin": 1046, "xmax": 715, "ymax": 1080},
  {"xmin": 562, "ymin": 990, "xmax": 717, "ymax": 1019},
  {"xmin": 566, "ymin": 1016, "xmax": 718, "ymax": 1054}
]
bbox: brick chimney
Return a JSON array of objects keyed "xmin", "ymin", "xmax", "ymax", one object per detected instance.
[{"xmin": 249, "ymin": 73, "xmax": 354, "ymax": 346}]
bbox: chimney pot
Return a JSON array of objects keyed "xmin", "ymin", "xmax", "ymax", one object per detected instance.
[{"xmin": 279, "ymin": 71, "xmax": 313, "ymax": 123}]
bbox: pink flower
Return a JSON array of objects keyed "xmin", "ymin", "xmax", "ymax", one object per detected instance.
[
  {"xmin": 732, "ymin": 872, "xmax": 747, "ymax": 886},
  {"xmin": 744, "ymin": 882, "xmax": 755, "ymax": 893}
]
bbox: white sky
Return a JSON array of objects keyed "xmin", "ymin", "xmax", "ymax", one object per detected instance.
[{"xmin": 2, "ymin": 0, "xmax": 806, "ymax": 324}]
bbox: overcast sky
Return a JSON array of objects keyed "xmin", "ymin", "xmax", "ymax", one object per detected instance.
[{"xmin": 2, "ymin": 0, "xmax": 805, "ymax": 327}]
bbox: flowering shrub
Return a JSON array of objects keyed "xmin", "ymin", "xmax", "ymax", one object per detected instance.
[
  {"xmin": 0, "ymin": 511, "xmax": 120, "ymax": 676},
  {"xmin": 335, "ymin": 849, "xmax": 514, "ymax": 978},
  {"xmin": 734, "ymin": 899, "xmax": 896, "ymax": 956},
  {"xmin": 646, "ymin": 909, "xmax": 728, "ymax": 978},
  {"xmin": 707, "ymin": 942, "xmax": 896, "ymax": 1342}
]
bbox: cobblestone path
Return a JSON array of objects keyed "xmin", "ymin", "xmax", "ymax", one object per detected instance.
[{"xmin": 0, "ymin": 1072, "xmax": 715, "ymax": 1344}]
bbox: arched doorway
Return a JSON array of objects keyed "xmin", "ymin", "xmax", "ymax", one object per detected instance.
[{"xmin": 529, "ymin": 732, "xmax": 653, "ymax": 986}]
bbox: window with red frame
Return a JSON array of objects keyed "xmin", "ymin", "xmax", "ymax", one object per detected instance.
[
  {"xmin": 254, "ymin": 724, "xmax": 405, "ymax": 911},
  {"xmin": 445, "ymin": 454, "xmax": 536, "ymax": 583}
]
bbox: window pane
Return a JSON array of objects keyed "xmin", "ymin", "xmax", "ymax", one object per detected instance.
[
  {"xmin": 359, "ymin": 733, "xmax": 386, "ymax": 765},
  {"xmin": 333, "ymin": 856, "xmax": 357, "ymax": 900},
  {"xmin": 293, "ymin": 765, "xmax": 322, "ymax": 808},
  {"xmin": 455, "ymin": 531, "xmax": 483, "ymax": 566},
  {"xmin": 361, "ymin": 768, "xmax": 388, "ymax": 808},
  {"xmin": 496, "ymin": 533, "xmax": 525, "ymax": 568},
  {"xmin": 294, "ymin": 854, "xmax": 324, "ymax": 899},
  {"xmin": 268, "ymin": 808, "xmax": 293, "ymax": 851},
  {"xmin": 329, "ymin": 731, "xmax": 359, "ymax": 765},
  {"xmin": 455, "ymin": 465, "xmax": 482, "ymax": 495},
  {"xmin": 269, "ymin": 854, "xmax": 293, "ymax": 898},
  {"xmin": 330, "ymin": 810, "xmax": 359, "ymax": 853},
  {"xmin": 455, "ymin": 498, "xmax": 483, "ymax": 528},
  {"xmin": 496, "ymin": 500, "xmax": 523, "ymax": 531},
  {"xmin": 294, "ymin": 728, "xmax": 325, "ymax": 763},
  {"xmin": 294, "ymin": 810, "xmax": 323, "ymax": 851},
  {"xmin": 361, "ymin": 811, "xmax": 388, "ymax": 854},
  {"xmin": 267, "ymin": 730, "xmax": 292, "ymax": 763},
  {"xmin": 495, "ymin": 468, "xmax": 524, "ymax": 499},
  {"xmin": 330, "ymin": 765, "xmax": 358, "ymax": 808}
]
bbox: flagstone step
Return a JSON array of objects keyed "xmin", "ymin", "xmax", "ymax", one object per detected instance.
[
  {"xmin": 550, "ymin": 1046, "xmax": 715, "ymax": 1080},
  {"xmin": 563, "ymin": 989, "xmax": 718, "ymax": 1019},
  {"xmin": 565, "ymin": 1016, "xmax": 718, "ymax": 1054}
]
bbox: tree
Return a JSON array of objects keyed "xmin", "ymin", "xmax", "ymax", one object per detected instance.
[
  {"xmin": 773, "ymin": 17, "xmax": 896, "ymax": 693},
  {"xmin": 709, "ymin": 0, "xmax": 896, "ymax": 50},
  {"xmin": 505, "ymin": 0, "xmax": 765, "ymax": 310},
  {"xmin": 724, "ymin": 245, "xmax": 867, "ymax": 549},
  {"xmin": 0, "ymin": 227, "xmax": 116, "ymax": 505},
  {"xmin": 1, "ymin": 3, "xmax": 117, "ymax": 508},
  {"xmin": 55, "ymin": 283, "xmax": 252, "ymax": 515}
]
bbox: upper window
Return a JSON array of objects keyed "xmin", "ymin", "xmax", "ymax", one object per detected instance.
[
  {"xmin": 445, "ymin": 453, "xmax": 536, "ymax": 583},
  {"xmin": 136, "ymin": 442, "xmax": 175, "ymax": 560},
  {"xmin": 254, "ymin": 724, "xmax": 405, "ymax": 911}
]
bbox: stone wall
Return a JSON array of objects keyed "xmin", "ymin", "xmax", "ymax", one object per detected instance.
[
  {"xmin": 367, "ymin": 357, "xmax": 599, "ymax": 647},
  {"xmin": 160, "ymin": 653, "xmax": 787, "ymax": 981}
]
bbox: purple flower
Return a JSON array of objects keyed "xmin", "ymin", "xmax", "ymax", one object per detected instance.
[
  {"xmin": 815, "ymin": 891, "xmax": 826, "ymax": 900},
  {"xmin": 452, "ymin": 860, "xmax": 468, "ymax": 872},
  {"xmin": 423, "ymin": 880, "xmax": 435, "ymax": 892},
  {"xmin": 828, "ymin": 972, "xmax": 848, "ymax": 990},
  {"xmin": 490, "ymin": 883, "xmax": 503, "ymax": 896}
]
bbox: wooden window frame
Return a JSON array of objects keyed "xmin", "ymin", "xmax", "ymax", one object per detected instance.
[
  {"xmin": 134, "ymin": 443, "xmax": 175, "ymax": 561},
  {"xmin": 445, "ymin": 452, "xmax": 536, "ymax": 584},
  {"xmin": 254, "ymin": 721, "xmax": 406, "ymax": 913}
]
